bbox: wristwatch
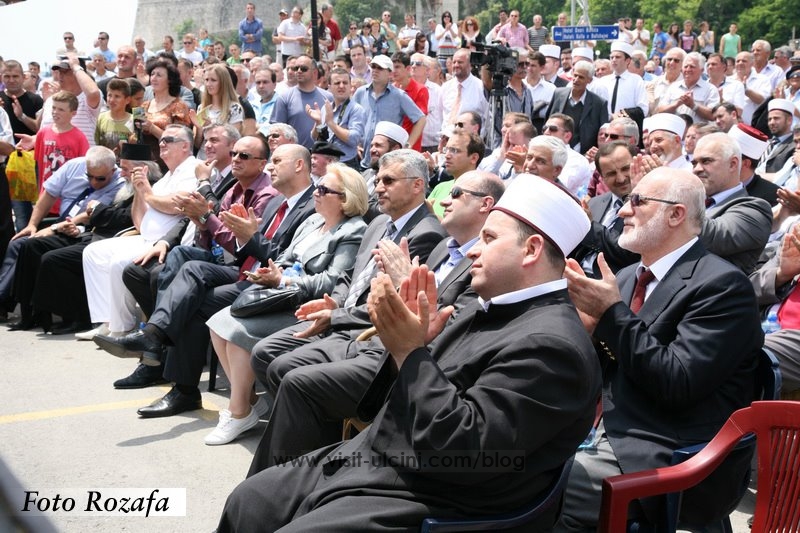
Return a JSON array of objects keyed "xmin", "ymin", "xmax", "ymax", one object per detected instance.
[
  {"xmin": 50, "ymin": 223, "xmax": 60, "ymax": 233},
  {"xmin": 198, "ymin": 211, "xmax": 214, "ymax": 224}
]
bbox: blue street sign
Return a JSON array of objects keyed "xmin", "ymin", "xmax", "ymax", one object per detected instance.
[{"xmin": 552, "ymin": 25, "xmax": 619, "ymax": 42}]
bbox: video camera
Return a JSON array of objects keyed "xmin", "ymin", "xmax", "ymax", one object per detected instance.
[{"xmin": 469, "ymin": 42, "xmax": 518, "ymax": 77}]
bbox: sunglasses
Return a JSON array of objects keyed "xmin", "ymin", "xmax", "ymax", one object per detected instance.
[
  {"xmin": 449, "ymin": 185, "xmax": 486, "ymax": 199},
  {"xmin": 517, "ymin": 62, "xmax": 529, "ymax": 68},
  {"xmin": 242, "ymin": 57, "xmax": 252, "ymax": 63},
  {"xmin": 350, "ymin": 26, "xmax": 358, "ymax": 30},
  {"xmin": 374, "ymin": 176, "xmax": 418, "ymax": 186},
  {"xmin": 183, "ymin": 41, "xmax": 193, "ymax": 45},
  {"xmin": 267, "ymin": 133, "xmax": 282, "ymax": 139},
  {"xmin": 544, "ymin": 124, "xmax": 561, "ymax": 132},
  {"xmin": 316, "ymin": 184, "xmax": 346, "ymax": 197},
  {"xmin": 603, "ymin": 133, "xmax": 630, "ymax": 140},
  {"xmin": 64, "ymin": 36, "xmax": 74, "ymax": 40},
  {"xmin": 229, "ymin": 150, "xmax": 264, "ymax": 161},
  {"xmin": 627, "ymin": 193, "xmax": 679, "ymax": 208},
  {"xmin": 86, "ymin": 173, "xmax": 107, "ymax": 182},
  {"xmin": 159, "ymin": 136, "xmax": 185, "ymax": 145},
  {"xmin": 290, "ymin": 65, "xmax": 311, "ymax": 72},
  {"xmin": 410, "ymin": 61, "xmax": 426, "ymax": 66},
  {"xmin": 98, "ymin": 37, "xmax": 108, "ymax": 40}
]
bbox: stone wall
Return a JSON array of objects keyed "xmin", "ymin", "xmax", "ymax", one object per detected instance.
[{"xmin": 134, "ymin": 0, "xmax": 284, "ymax": 45}]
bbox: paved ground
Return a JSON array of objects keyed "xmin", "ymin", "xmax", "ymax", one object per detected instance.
[{"xmin": 0, "ymin": 319, "xmax": 755, "ymax": 532}]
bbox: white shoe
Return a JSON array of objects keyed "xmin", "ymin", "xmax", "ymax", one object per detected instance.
[
  {"xmin": 204, "ymin": 408, "xmax": 260, "ymax": 446},
  {"xmin": 252, "ymin": 395, "xmax": 272, "ymax": 419},
  {"xmin": 75, "ymin": 323, "xmax": 110, "ymax": 341}
]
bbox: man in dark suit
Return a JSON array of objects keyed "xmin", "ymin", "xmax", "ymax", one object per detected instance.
[
  {"xmin": 756, "ymin": 98, "xmax": 796, "ymax": 174},
  {"xmin": 246, "ymin": 170, "xmax": 504, "ymax": 474},
  {"xmin": 728, "ymin": 123, "xmax": 779, "ymax": 206},
  {"xmin": 546, "ymin": 61, "xmax": 609, "ymax": 153},
  {"xmin": 572, "ymin": 141, "xmax": 640, "ymax": 277},
  {"xmin": 248, "ymin": 150, "xmax": 446, "ymax": 395},
  {"xmin": 219, "ymin": 174, "xmax": 600, "ymax": 532},
  {"xmin": 692, "ymin": 132, "xmax": 772, "ymax": 274},
  {"xmin": 560, "ymin": 167, "xmax": 762, "ymax": 530},
  {"xmin": 118, "ymin": 125, "xmax": 241, "ymax": 322},
  {"xmin": 95, "ymin": 143, "xmax": 316, "ymax": 417}
]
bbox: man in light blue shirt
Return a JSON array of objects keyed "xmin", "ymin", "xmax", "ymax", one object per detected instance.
[{"xmin": 239, "ymin": 2, "xmax": 264, "ymax": 55}]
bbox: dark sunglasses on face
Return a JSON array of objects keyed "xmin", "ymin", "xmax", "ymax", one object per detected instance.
[
  {"xmin": 159, "ymin": 136, "xmax": 184, "ymax": 145},
  {"xmin": 603, "ymin": 133, "xmax": 629, "ymax": 140},
  {"xmin": 229, "ymin": 151, "xmax": 264, "ymax": 161},
  {"xmin": 290, "ymin": 65, "xmax": 311, "ymax": 72},
  {"xmin": 627, "ymin": 193, "xmax": 679, "ymax": 208},
  {"xmin": 268, "ymin": 133, "xmax": 282, "ymax": 139},
  {"xmin": 544, "ymin": 124, "xmax": 561, "ymax": 132},
  {"xmin": 316, "ymin": 184, "xmax": 346, "ymax": 196},
  {"xmin": 449, "ymin": 185, "xmax": 486, "ymax": 199},
  {"xmin": 86, "ymin": 173, "xmax": 107, "ymax": 182},
  {"xmin": 374, "ymin": 176, "xmax": 417, "ymax": 187}
]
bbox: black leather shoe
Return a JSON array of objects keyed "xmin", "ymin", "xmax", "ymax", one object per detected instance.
[
  {"xmin": 137, "ymin": 386, "xmax": 202, "ymax": 418},
  {"xmin": 114, "ymin": 364, "xmax": 167, "ymax": 389},
  {"xmin": 94, "ymin": 330, "xmax": 164, "ymax": 359},
  {"xmin": 7, "ymin": 319, "xmax": 37, "ymax": 331},
  {"xmin": 50, "ymin": 321, "xmax": 93, "ymax": 335}
]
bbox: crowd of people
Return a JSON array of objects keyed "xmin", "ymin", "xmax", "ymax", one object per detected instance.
[{"xmin": 1, "ymin": 3, "xmax": 800, "ymax": 531}]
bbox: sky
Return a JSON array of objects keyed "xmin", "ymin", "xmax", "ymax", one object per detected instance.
[{"xmin": 0, "ymin": 0, "xmax": 138, "ymax": 70}]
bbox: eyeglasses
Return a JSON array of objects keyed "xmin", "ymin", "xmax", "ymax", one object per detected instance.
[
  {"xmin": 517, "ymin": 62, "xmax": 529, "ymax": 68},
  {"xmin": 98, "ymin": 36, "xmax": 108, "ymax": 40},
  {"xmin": 350, "ymin": 26, "xmax": 358, "ymax": 30},
  {"xmin": 450, "ymin": 185, "xmax": 486, "ymax": 199},
  {"xmin": 603, "ymin": 132, "xmax": 630, "ymax": 140},
  {"xmin": 289, "ymin": 65, "xmax": 311, "ymax": 72},
  {"xmin": 86, "ymin": 173, "xmax": 107, "ymax": 182},
  {"xmin": 627, "ymin": 193, "xmax": 680, "ymax": 208},
  {"xmin": 242, "ymin": 57, "xmax": 252, "ymax": 63},
  {"xmin": 267, "ymin": 133, "xmax": 282, "ymax": 139},
  {"xmin": 544, "ymin": 124, "xmax": 561, "ymax": 132},
  {"xmin": 441, "ymin": 146, "xmax": 464, "ymax": 155},
  {"xmin": 183, "ymin": 41, "xmax": 193, "ymax": 45},
  {"xmin": 159, "ymin": 136, "xmax": 185, "ymax": 145},
  {"xmin": 374, "ymin": 175, "xmax": 418, "ymax": 186},
  {"xmin": 64, "ymin": 36, "xmax": 74, "ymax": 40},
  {"xmin": 316, "ymin": 184, "xmax": 346, "ymax": 196},
  {"xmin": 229, "ymin": 150, "xmax": 265, "ymax": 160},
  {"xmin": 410, "ymin": 61, "xmax": 426, "ymax": 66}
]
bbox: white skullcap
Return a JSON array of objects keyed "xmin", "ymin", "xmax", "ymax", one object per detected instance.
[
  {"xmin": 539, "ymin": 45, "xmax": 561, "ymax": 60},
  {"xmin": 768, "ymin": 98, "xmax": 796, "ymax": 116},
  {"xmin": 492, "ymin": 174, "xmax": 590, "ymax": 256},
  {"xmin": 728, "ymin": 123, "xmax": 769, "ymax": 160},
  {"xmin": 610, "ymin": 41, "xmax": 634, "ymax": 57},
  {"xmin": 647, "ymin": 113, "xmax": 686, "ymax": 137},
  {"xmin": 572, "ymin": 47, "xmax": 593, "ymax": 61},
  {"xmin": 374, "ymin": 121, "xmax": 408, "ymax": 146}
]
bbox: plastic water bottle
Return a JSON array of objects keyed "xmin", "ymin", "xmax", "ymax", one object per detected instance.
[
  {"xmin": 284, "ymin": 261, "xmax": 304, "ymax": 279},
  {"xmin": 577, "ymin": 427, "xmax": 597, "ymax": 451},
  {"xmin": 210, "ymin": 240, "xmax": 225, "ymax": 265},
  {"xmin": 576, "ymin": 184, "xmax": 588, "ymax": 200},
  {"xmin": 762, "ymin": 311, "xmax": 780, "ymax": 334}
]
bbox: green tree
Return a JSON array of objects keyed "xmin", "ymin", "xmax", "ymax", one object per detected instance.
[
  {"xmin": 737, "ymin": 0, "xmax": 800, "ymax": 48},
  {"xmin": 174, "ymin": 19, "xmax": 196, "ymax": 39}
]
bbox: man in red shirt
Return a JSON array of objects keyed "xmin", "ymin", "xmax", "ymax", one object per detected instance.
[{"xmin": 392, "ymin": 51, "xmax": 428, "ymax": 152}]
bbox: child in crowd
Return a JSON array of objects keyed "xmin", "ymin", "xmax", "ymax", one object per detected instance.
[{"xmin": 95, "ymin": 78, "xmax": 134, "ymax": 153}]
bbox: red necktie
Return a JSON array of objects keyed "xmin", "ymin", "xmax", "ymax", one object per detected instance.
[
  {"xmin": 778, "ymin": 284, "xmax": 800, "ymax": 329},
  {"xmin": 630, "ymin": 268, "xmax": 655, "ymax": 314},
  {"xmin": 238, "ymin": 201, "xmax": 288, "ymax": 280}
]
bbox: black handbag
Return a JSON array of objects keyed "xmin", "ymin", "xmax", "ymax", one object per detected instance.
[{"xmin": 230, "ymin": 284, "xmax": 304, "ymax": 318}]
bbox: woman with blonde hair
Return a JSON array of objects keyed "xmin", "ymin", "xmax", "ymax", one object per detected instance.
[
  {"xmin": 203, "ymin": 163, "xmax": 369, "ymax": 445},
  {"xmin": 191, "ymin": 63, "xmax": 244, "ymax": 150}
]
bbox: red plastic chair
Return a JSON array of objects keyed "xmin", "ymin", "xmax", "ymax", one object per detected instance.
[{"xmin": 599, "ymin": 401, "xmax": 800, "ymax": 533}]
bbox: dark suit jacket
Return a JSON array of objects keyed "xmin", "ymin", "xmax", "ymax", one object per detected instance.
[
  {"xmin": 546, "ymin": 87, "xmax": 609, "ymax": 151},
  {"xmin": 595, "ymin": 241, "xmax": 762, "ymax": 523},
  {"xmin": 425, "ymin": 237, "xmax": 478, "ymax": 316},
  {"xmin": 763, "ymin": 136, "xmax": 795, "ymax": 174},
  {"xmin": 328, "ymin": 204, "xmax": 446, "ymax": 332},
  {"xmin": 239, "ymin": 185, "xmax": 316, "ymax": 264},
  {"xmin": 157, "ymin": 171, "xmax": 237, "ymax": 249},
  {"xmin": 746, "ymin": 174, "xmax": 779, "ymax": 206},
  {"xmin": 701, "ymin": 188, "xmax": 772, "ymax": 274},
  {"xmin": 571, "ymin": 193, "xmax": 639, "ymax": 277},
  {"xmin": 348, "ymin": 290, "xmax": 601, "ymax": 524}
]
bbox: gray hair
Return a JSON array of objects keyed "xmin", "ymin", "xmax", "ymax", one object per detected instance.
[
  {"xmin": 85, "ymin": 146, "xmax": 117, "ymax": 170},
  {"xmin": 685, "ymin": 51, "xmax": 705, "ymax": 70},
  {"xmin": 269, "ymin": 122, "xmax": 298, "ymax": 142},
  {"xmin": 608, "ymin": 116, "xmax": 640, "ymax": 143},
  {"xmin": 573, "ymin": 60, "xmax": 595, "ymax": 78},
  {"xmin": 163, "ymin": 124, "xmax": 194, "ymax": 143},
  {"xmin": 529, "ymin": 136, "xmax": 569, "ymax": 168},
  {"xmin": 379, "ymin": 149, "xmax": 429, "ymax": 189},
  {"xmin": 662, "ymin": 172, "xmax": 705, "ymax": 233},
  {"xmin": 205, "ymin": 123, "xmax": 242, "ymax": 144},
  {"xmin": 696, "ymin": 132, "xmax": 742, "ymax": 174}
]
